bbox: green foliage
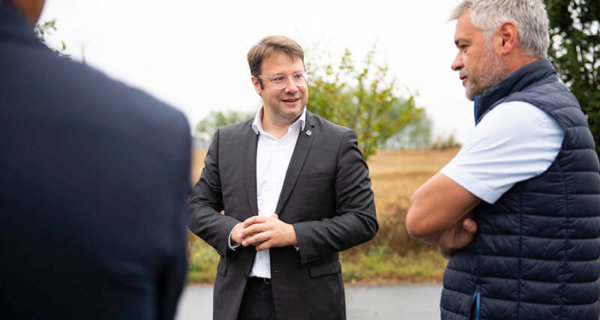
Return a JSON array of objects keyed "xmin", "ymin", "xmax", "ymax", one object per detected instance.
[
  {"xmin": 544, "ymin": 0, "xmax": 600, "ymax": 155},
  {"xmin": 195, "ymin": 46, "xmax": 430, "ymax": 156},
  {"xmin": 341, "ymin": 247, "xmax": 446, "ymax": 283},
  {"xmin": 307, "ymin": 46, "xmax": 428, "ymax": 159},
  {"xmin": 35, "ymin": 19, "xmax": 69, "ymax": 58},
  {"xmin": 187, "ymin": 234, "xmax": 219, "ymax": 284},
  {"xmin": 195, "ymin": 110, "xmax": 255, "ymax": 136},
  {"xmin": 340, "ymin": 202, "xmax": 447, "ymax": 283}
]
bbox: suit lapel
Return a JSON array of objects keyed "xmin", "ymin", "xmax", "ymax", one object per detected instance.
[
  {"xmin": 275, "ymin": 112, "xmax": 315, "ymax": 215},
  {"xmin": 243, "ymin": 124, "xmax": 259, "ymax": 217}
]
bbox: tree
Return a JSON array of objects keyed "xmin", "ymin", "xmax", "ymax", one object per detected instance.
[
  {"xmin": 195, "ymin": 110, "xmax": 255, "ymax": 136},
  {"xmin": 544, "ymin": 0, "xmax": 599, "ymax": 155},
  {"xmin": 195, "ymin": 47, "xmax": 430, "ymax": 158},
  {"xmin": 307, "ymin": 46, "xmax": 428, "ymax": 159}
]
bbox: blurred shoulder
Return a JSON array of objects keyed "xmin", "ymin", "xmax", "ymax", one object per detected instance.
[{"xmin": 47, "ymin": 53, "xmax": 190, "ymax": 135}]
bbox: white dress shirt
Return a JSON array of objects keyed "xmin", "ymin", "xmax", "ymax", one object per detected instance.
[
  {"xmin": 229, "ymin": 107, "xmax": 306, "ymax": 279},
  {"xmin": 441, "ymin": 101, "xmax": 564, "ymax": 204}
]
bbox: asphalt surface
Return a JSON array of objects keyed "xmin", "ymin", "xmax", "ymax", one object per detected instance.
[{"xmin": 175, "ymin": 284, "xmax": 442, "ymax": 319}]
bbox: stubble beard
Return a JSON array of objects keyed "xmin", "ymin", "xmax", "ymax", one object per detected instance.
[{"xmin": 464, "ymin": 47, "xmax": 508, "ymax": 101}]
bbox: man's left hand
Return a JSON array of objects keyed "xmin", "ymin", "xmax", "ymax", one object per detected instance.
[{"xmin": 238, "ymin": 214, "xmax": 298, "ymax": 251}]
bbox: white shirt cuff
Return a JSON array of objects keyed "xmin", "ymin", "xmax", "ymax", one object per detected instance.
[{"xmin": 228, "ymin": 227, "xmax": 240, "ymax": 250}]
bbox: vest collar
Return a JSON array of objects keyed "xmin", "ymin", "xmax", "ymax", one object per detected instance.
[{"xmin": 474, "ymin": 59, "xmax": 556, "ymax": 124}]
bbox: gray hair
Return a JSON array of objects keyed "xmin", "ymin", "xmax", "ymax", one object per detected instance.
[{"xmin": 450, "ymin": 0, "xmax": 549, "ymax": 58}]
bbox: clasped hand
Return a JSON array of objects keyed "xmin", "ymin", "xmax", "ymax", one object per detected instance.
[
  {"xmin": 231, "ymin": 214, "xmax": 297, "ymax": 251},
  {"xmin": 437, "ymin": 216, "xmax": 477, "ymax": 258}
]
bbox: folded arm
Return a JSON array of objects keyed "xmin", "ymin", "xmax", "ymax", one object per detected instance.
[{"xmin": 406, "ymin": 172, "xmax": 480, "ymax": 257}]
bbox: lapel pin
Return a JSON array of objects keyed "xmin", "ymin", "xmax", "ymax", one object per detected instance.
[{"xmin": 305, "ymin": 130, "xmax": 312, "ymax": 136}]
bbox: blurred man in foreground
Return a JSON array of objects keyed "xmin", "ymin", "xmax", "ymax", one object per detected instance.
[
  {"xmin": 406, "ymin": 0, "xmax": 600, "ymax": 319},
  {"xmin": 0, "ymin": 0, "xmax": 191, "ymax": 319}
]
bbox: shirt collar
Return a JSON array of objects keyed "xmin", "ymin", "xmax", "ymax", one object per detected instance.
[{"xmin": 251, "ymin": 107, "xmax": 306, "ymax": 135}]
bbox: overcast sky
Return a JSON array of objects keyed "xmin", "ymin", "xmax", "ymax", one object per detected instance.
[{"xmin": 39, "ymin": 0, "xmax": 475, "ymax": 143}]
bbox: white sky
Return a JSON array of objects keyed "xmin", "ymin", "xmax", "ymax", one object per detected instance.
[{"xmin": 39, "ymin": 0, "xmax": 475, "ymax": 143}]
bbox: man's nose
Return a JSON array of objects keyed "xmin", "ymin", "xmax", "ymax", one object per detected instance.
[
  {"xmin": 451, "ymin": 53, "xmax": 463, "ymax": 71},
  {"xmin": 284, "ymin": 77, "xmax": 298, "ymax": 92}
]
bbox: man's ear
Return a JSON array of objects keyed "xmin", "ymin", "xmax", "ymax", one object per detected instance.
[
  {"xmin": 252, "ymin": 76, "xmax": 263, "ymax": 95},
  {"xmin": 498, "ymin": 21, "xmax": 518, "ymax": 55}
]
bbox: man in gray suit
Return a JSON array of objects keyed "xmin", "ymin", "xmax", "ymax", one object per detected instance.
[{"xmin": 188, "ymin": 35, "xmax": 378, "ymax": 320}]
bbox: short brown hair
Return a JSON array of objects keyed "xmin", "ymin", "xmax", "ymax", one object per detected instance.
[{"xmin": 247, "ymin": 35, "xmax": 304, "ymax": 77}]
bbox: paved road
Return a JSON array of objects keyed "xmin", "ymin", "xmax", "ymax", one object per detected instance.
[{"xmin": 176, "ymin": 284, "xmax": 442, "ymax": 319}]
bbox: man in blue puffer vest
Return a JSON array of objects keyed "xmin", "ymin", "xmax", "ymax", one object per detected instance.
[{"xmin": 406, "ymin": 0, "xmax": 600, "ymax": 319}]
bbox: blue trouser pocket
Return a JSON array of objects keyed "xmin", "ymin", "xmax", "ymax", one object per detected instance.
[{"xmin": 469, "ymin": 292, "xmax": 481, "ymax": 320}]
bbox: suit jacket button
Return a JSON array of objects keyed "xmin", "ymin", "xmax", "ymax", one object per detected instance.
[
  {"xmin": 243, "ymin": 273, "xmax": 248, "ymax": 279},
  {"xmin": 273, "ymin": 269, "xmax": 279, "ymax": 273}
]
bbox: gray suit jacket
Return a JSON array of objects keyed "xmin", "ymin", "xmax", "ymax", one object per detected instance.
[{"xmin": 188, "ymin": 110, "xmax": 378, "ymax": 320}]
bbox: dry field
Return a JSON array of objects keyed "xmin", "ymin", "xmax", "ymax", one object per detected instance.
[
  {"xmin": 191, "ymin": 148, "xmax": 459, "ymax": 204},
  {"xmin": 367, "ymin": 148, "xmax": 459, "ymax": 216},
  {"xmin": 188, "ymin": 147, "xmax": 460, "ymax": 284},
  {"xmin": 190, "ymin": 149, "xmax": 208, "ymax": 185}
]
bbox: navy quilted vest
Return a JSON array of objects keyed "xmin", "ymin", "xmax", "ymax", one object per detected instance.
[{"xmin": 440, "ymin": 59, "xmax": 600, "ymax": 320}]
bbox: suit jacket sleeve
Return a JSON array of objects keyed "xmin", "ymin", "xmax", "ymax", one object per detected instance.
[
  {"xmin": 293, "ymin": 130, "xmax": 378, "ymax": 265},
  {"xmin": 188, "ymin": 129, "xmax": 241, "ymax": 257}
]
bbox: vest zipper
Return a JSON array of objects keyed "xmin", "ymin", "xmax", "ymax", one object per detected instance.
[{"xmin": 470, "ymin": 291, "xmax": 481, "ymax": 320}]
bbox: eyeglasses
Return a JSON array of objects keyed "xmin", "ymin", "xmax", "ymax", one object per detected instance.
[{"xmin": 256, "ymin": 71, "xmax": 309, "ymax": 89}]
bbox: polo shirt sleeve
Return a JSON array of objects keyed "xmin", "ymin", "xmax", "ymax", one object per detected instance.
[{"xmin": 440, "ymin": 101, "xmax": 564, "ymax": 204}]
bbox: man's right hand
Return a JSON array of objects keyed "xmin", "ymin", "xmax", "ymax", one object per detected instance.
[{"xmin": 437, "ymin": 217, "xmax": 478, "ymax": 258}]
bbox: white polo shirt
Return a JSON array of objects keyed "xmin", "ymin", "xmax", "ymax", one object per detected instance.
[{"xmin": 441, "ymin": 101, "xmax": 565, "ymax": 204}]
